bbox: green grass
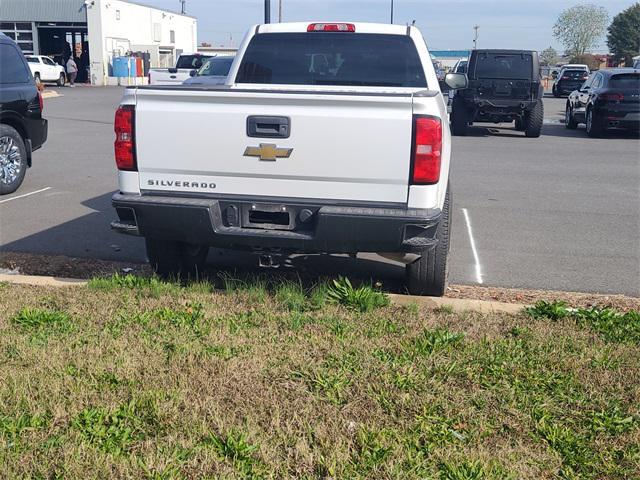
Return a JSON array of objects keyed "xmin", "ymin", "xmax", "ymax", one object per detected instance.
[{"xmin": 0, "ymin": 283, "xmax": 638, "ymax": 478}]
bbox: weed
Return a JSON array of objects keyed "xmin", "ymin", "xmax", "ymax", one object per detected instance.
[
  {"xmin": 88, "ymin": 274, "xmax": 177, "ymax": 296},
  {"xmin": 574, "ymin": 307, "xmax": 640, "ymax": 343},
  {"xmin": 525, "ymin": 300, "xmax": 569, "ymax": 320},
  {"xmin": 11, "ymin": 307, "xmax": 71, "ymax": 330},
  {"xmin": 588, "ymin": 406, "xmax": 636, "ymax": 435},
  {"xmin": 201, "ymin": 430, "xmax": 261, "ymax": 477},
  {"xmin": 275, "ymin": 280, "xmax": 308, "ymax": 312},
  {"xmin": 351, "ymin": 427, "xmax": 393, "ymax": 472},
  {"xmin": 408, "ymin": 328, "xmax": 464, "ymax": 357},
  {"xmin": 284, "ymin": 311, "xmax": 315, "ymax": 331},
  {"xmin": 434, "ymin": 304, "xmax": 455, "ymax": 314},
  {"xmin": 525, "ymin": 302, "xmax": 640, "ymax": 344},
  {"xmin": 0, "ymin": 412, "xmax": 50, "ymax": 449},
  {"xmin": 202, "ymin": 344, "xmax": 247, "ymax": 360},
  {"xmin": 295, "ymin": 367, "xmax": 351, "ymax": 405},
  {"xmin": 73, "ymin": 397, "xmax": 160, "ymax": 455},
  {"xmin": 221, "ymin": 311, "xmax": 263, "ymax": 333},
  {"xmin": 438, "ymin": 460, "xmax": 486, "ymax": 480},
  {"xmin": 326, "ymin": 277, "xmax": 389, "ymax": 312}
]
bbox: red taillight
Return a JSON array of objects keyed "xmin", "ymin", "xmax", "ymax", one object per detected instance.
[
  {"xmin": 307, "ymin": 23, "xmax": 355, "ymax": 32},
  {"xmin": 602, "ymin": 93, "xmax": 624, "ymax": 101},
  {"xmin": 114, "ymin": 105, "xmax": 136, "ymax": 171},
  {"xmin": 411, "ymin": 116, "xmax": 442, "ymax": 185},
  {"xmin": 38, "ymin": 91, "xmax": 43, "ymax": 112}
]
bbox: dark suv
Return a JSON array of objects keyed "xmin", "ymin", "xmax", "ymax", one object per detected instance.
[
  {"xmin": 552, "ymin": 69, "xmax": 589, "ymax": 97},
  {"xmin": 0, "ymin": 32, "xmax": 48, "ymax": 194},
  {"xmin": 565, "ymin": 68, "xmax": 640, "ymax": 137},
  {"xmin": 449, "ymin": 49, "xmax": 544, "ymax": 137}
]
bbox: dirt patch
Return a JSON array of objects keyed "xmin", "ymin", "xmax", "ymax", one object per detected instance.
[{"xmin": 447, "ymin": 284, "xmax": 640, "ymax": 312}]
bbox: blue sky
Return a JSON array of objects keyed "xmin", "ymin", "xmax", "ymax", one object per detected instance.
[{"xmin": 144, "ymin": 0, "xmax": 633, "ymax": 52}]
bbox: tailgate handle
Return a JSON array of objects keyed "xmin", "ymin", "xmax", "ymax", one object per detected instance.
[{"xmin": 247, "ymin": 116, "xmax": 290, "ymax": 138}]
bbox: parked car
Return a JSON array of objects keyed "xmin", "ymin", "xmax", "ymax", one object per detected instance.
[
  {"xmin": 565, "ymin": 68, "xmax": 640, "ymax": 137},
  {"xmin": 634, "ymin": 58, "xmax": 640, "ymax": 69},
  {"xmin": 148, "ymin": 53, "xmax": 212, "ymax": 85},
  {"xmin": 453, "ymin": 58, "xmax": 468, "ymax": 73},
  {"xmin": 25, "ymin": 55, "xmax": 66, "ymax": 87},
  {"xmin": 0, "ymin": 33, "xmax": 48, "ymax": 194},
  {"xmin": 552, "ymin": 68, "xmax": 589, "ymax": 97},
  {"xmin": 449, "ymin": 49, "xmax": 544, "ymax": 137},
  {"xmin": 183, "ymin": 56, "xmax": 235, "ymax": 85},
  {"xmin": 111, "ymin": 21, "xmax": 456, "ymax": 296}
]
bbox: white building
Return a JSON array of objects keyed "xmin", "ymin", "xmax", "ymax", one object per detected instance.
[{"xmin": 0, "ymin": 0, "xmax": 197, "ymax": 85}]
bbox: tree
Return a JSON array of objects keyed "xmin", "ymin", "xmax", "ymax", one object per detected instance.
[
  {"xmin": 540, "ymin": 46, "xmax": 560, "ymax": 65},
  {"xmin": 607, "ymin": 3, "xmax": 640, "ymax": 66},
  {"xmin": 553, "ymin": 4, "xmax": 609, "ymax": 58}
]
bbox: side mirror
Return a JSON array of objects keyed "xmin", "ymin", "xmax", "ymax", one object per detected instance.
[
  {"xmin": 444, "ymin": 72, "xmax": 468, "ymax": 90},
  {"xmin": 189, "ymin": 69, "xmax": 197, "ymax": 77}
]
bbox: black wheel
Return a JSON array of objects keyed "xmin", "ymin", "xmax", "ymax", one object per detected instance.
[
  {"xmin": 514, "ymin": 117, "xmax": 524, "ymax": 131},
  {"xmin": 406, "ymin": 186, "xmax": 452, "ymax": 296},
  {"xmin": 145, "ymin": 238, "xmax": 209, "ymax": 280},
  {"xmin": 450, "ymin": 98, "xmax": 468, "ymax": 136},
  {"xmin": 524, "ymin": 99, "xmax": 543, "ymax": 138},
  {"xmin": 565, "ymin": 103, "xmax": 578, "ymax": 129},
  {"xmin": 33, "ymin": 73, "xmax": 41, "ymax": 86},
  {"xmin": 586, "ymin": 108, "xmax": 605, "ymax": 138},
  {"xmin": 56, "ymin": 73, "xmax": 66, "ymax": 87},
  {"xmin": 0, "ymin": 124, "xmax": 28, "ymax": 195}
]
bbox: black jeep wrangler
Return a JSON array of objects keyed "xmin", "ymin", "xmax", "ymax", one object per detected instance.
[{"xmin": 449, "ymin": 49, "xmax": 544, "ymax": 137}]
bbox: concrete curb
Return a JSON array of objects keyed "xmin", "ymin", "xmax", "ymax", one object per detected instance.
[
  {"xmin": 0, "ymin": 273, "xmax": 86, "ymax": 287},
  {"xmin": 0, "ymin": 273, "xmax": 527, "ymax": 314},
  {"xmin": 388, "ymin": 293, "xmax": 526, "ymax": 315}
]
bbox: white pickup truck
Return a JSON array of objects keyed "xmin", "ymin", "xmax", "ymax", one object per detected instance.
[
  {"xmin": 148, "ymin": 53, "xmax": 211, "ymax": 85},
  {"xmin": 111, "ymin": 22, "xmax": 465, "ymax": 295}
]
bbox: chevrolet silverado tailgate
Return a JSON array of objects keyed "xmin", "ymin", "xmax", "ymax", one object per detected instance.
[{"xmin": 134, "ymin": 87, "xmax": 414, "ymax": 203}]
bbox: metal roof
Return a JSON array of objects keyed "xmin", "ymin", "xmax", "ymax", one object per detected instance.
[
  {"xmin": 0, "ymin": 0, "xmax": 196, "ymax": 23},
  {"xmin": 0, "ymin": 0, "xmax": 87, "ymax": 23}
]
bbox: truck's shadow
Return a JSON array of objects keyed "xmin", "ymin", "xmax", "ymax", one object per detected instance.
[
  {"xmin": 461, "ymin": 124, "xmax": 639, "ymax": 139},
  {"xmin": 0, "ymin": 191, "xmax": 407, "ymax": 291}
]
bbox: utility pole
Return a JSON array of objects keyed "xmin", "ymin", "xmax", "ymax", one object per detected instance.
[
  {"xmin": 473, "ymin": 25, "xmax": 479, "ymax": 49},
  {"xmin": 179, "ymin": 0, "xmax": 186, "ymax": 14},
  {"xmin": 278, "ymin": 0, "xmax": 282, "ymax": 22},
  {"xmin": 264, "ymin": 0, "xmax": 271, "ymax": 23},
  {"xmin": 390, "ymin": 0, "xmax": 394, "ymax": 24}
]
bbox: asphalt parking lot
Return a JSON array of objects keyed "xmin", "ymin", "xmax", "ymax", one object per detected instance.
[{"xmin": 0, "ymin": 86, "xmax": 638, "ymax": 295}]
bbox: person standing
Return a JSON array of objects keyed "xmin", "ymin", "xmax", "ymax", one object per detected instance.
[{"xmin": 66, "ymin": 56, "xmax": 78, "ymax": 87}]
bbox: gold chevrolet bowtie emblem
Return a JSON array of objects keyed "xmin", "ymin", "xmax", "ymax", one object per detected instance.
[{"xmin": 244, "ymin": 143, "xmax": 293, "ymax": 161}]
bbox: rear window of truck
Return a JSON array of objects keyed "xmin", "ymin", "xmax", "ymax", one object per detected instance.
[
  {"xmin": 474, "ymin": 53, "xmax": 532, "ymax": 80},
  {"xmin": 176, "ymin": 55, "xmax": 211, "ymax": 69},
  {"xmin": 610, "ymin": 73, "xmax": 640, "ymax": 89},
  {"xmin": 235, "ymin": 33, "xmax": 427, "ymax": 87}
]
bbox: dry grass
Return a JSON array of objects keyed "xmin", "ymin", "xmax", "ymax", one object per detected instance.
[{"xmin": 0, "ymin": 278, "xmax": 639, "ymax": 479}]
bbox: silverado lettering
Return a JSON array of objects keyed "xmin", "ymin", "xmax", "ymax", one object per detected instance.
[{"xmin": 147, "ymin": 180, "xmax": 216, "ymax": 189}]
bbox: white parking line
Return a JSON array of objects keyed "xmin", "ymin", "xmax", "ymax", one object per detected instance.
[
  {"xmin": 0, "ymin": 187, "xmax": 51, "ymax": 204},
  {"xmin": 461, "ymin": 208, "xmax": 484, "ymax": 284}
]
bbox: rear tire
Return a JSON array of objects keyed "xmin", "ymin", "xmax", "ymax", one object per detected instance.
[
  {"xmin": 145, "ymin": 238, "xmax": 209, "ymax": 280},
  {"xmin": 524, "ymin": 100, "xmax": 543, "ymax": 138},
  {"xmin": 57, "ymin": 73, "xmax": 65, "ymax": 87},
  {"xmin": 450, "ymin": 98, "xmax": 468, "ymax": 136},
  {"xmin": 405, "ymin": 186, "xmax": 451, "ymax": 297},
  {"xmin": 565, "ymin": 103, "xmax": 578, "ymax": 129},
  {"xmin": 586, "ymin": 108, "xmax": 605, "ymax": 138},
  {"xmin": 0, "ymin": 124, "xmax": 28, "ymax": 195}
]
